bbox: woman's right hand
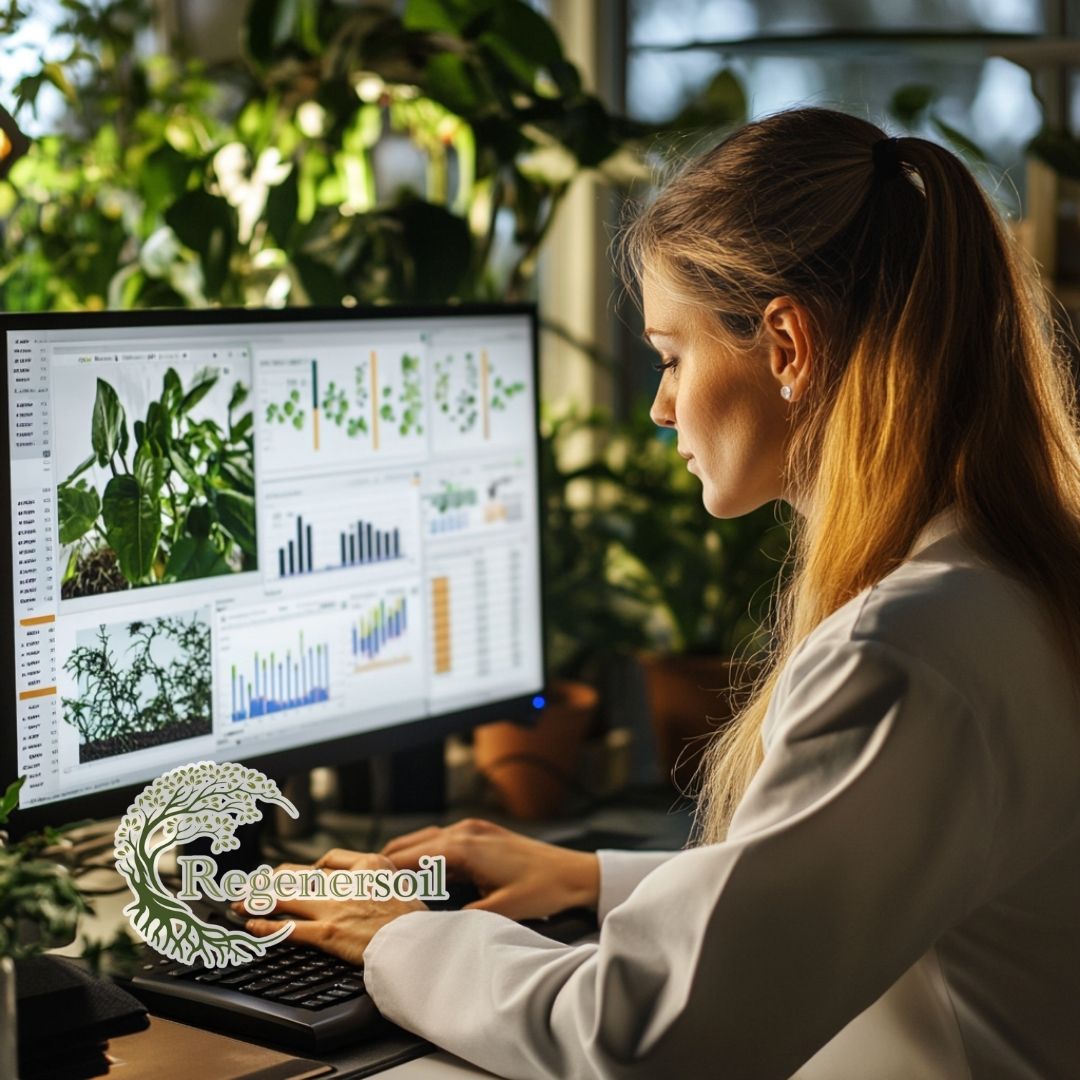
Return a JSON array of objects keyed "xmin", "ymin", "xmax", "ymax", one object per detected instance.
[{"xmin": 376, "ymin": 818, "xmax": 600, "ymax": 921}]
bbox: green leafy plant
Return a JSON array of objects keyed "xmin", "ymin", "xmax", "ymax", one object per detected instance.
[
  {"xmin": 0, "ymin": 0, "xmax": 647, "ymax": 311},
  {"xmin": 58, "ymin": 367, "xmax": 256, "ymax": 597},
  {"xmin": 0, "ymin": 779, "xmax": 87, "ymax": 960},
  {"xmin": 62, "ymin": 612, "xmax": 213, "ymax": 762}
]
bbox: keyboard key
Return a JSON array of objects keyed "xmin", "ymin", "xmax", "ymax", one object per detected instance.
[
  {"xmin": 246, "ymin": 978, "xmax": 289, "ymax": 993},
  {"xmin": 218, "ymin": 971, "xmax": 261, "ymax": 988},
  {"xmin": 279, "ymin": 990, "xmax": 317, "ymax": 1004}
]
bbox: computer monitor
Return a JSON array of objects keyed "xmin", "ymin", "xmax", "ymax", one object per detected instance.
[{"xmin": 1, "ymin": 304, "xmax": 546, "ymax": 834}]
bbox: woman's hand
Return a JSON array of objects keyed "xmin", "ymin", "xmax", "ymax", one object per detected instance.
[
  {"xmin": 239, "ymin": 852, "xmax": 425, "ymax": 966},
  {"xmin": 377, "ymin": 817, "xmax": 600, "ymax": 921}
]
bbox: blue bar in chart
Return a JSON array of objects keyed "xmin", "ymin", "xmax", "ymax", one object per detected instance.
[
  {"xmin": 352, "ymin": 595, "xmax": 408, "ymax": 660},
  {"xmin": 231, "ymin": 632, "xmax": 330, "ymax": 721},
  {"xmin": 339, "ymin": 520, "xmax": 401, "ymax": 568},
  {"xmin": 429, "ymin": 511, "xmax": 470, "ymax": 535}
]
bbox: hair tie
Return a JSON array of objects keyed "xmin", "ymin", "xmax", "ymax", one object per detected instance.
[{"xmin": 872, "ymin": 137, "xmax": 903, "ymax": 180}]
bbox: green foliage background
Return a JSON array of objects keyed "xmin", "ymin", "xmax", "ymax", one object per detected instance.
[{"xmin": 0, "ymin": 0, "xmax": 646, "ymax": 311}]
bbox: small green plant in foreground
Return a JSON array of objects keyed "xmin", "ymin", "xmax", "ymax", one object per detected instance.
[{"xmin": 0, "ymin": 778, "xmax": 87, "ymax": 960}]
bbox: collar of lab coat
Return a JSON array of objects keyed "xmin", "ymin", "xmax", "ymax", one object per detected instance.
[{"xmin": 907, "ymin": 504, "xmax": 963, "ymax": 558}]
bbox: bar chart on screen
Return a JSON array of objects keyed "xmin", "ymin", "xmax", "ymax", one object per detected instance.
[
  {"xmin": 260, "ymin": 475, "xmax": 421, "ymax": 582},
  {"xmin": 342, "ymin": 583, "xmax": 425, "ymax": 709},
  {"xmin": 257, "ymin": 342, "xmax": 428, "ymax": 475},
  {"xmin": 222, "ymin": 617, "xmax": 335, "ymax": 724}
]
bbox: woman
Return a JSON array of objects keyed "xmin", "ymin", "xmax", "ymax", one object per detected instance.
[{"xmin": 242, "ymin": 108, "xmax": 1080, "ymax": 1078}]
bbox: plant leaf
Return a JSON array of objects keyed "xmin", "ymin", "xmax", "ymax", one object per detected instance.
[
  {"xmin": 266, "ymin": 166, "xmax": 299, "ymax": 247},
  {"xmin": 57, "ymin": 482, "xmax": 100, "ymax": 545},
  {"xmin": 133, "ymin": 443, "xmax": 166, "ymax": 498},
  {"xmin": 0, "ymin": 776, "xmax": 25, "ymax": 824},
  {"xmin": 404, "ymin": 0, "xmax": 494, "ymax": 33},
  {"xmin": 889, "ymin": 83, "xmax": 934, "ymax": 125},
  {"xmin": 165, "ymin": 191, "xmax": 236, "ymax": 299},
  {"xmin": 293, "ymin": 253, "xmax": 347, "ymax": 305},
  {"xmin": 102, "ymin": 475, "xmax": 161, "ymax": 583},
  {"xmin": 214, "ymin": 489, "xmax": 258, "ymax": 557},
  {"xmin": 63, "ymin": 452, "xmax": 96, "ymax": 485},
  {"xmin": 930, "ymin": 115, "xmax": 987, "ymax": 163},
  {"xmin": 91, "ymin": 378, "xmax": 125, "ymax": 468},
  {"xmin": 165, "ymin": 535, "xmax": 231, "ymax": 580},
  {"xmin": 185, "ymin": 503, "xmax": 212, "ymax": 540},
  {"xmin": 388, "ymin": 198, "xmax": 472, "ymax": 301},
  {"xmin": 168, "ymin": 447, "xmax": 201, "ymax": 491},
  {"xmin": 1026, "ymin": 127, "xmax": 1080, "ymax": 181},
  {"xmin": 144, "ymin": 401, "xmax": 172, "ymax": 453},
  {"xmin": 162, "ymin": 367, "xmax": 183, "ymax": 411},
  {"xmin": 179, "ymin": 369, "xmax": 218, "ymax": 414}
]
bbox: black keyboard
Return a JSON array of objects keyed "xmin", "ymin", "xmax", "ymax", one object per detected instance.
[
  {"xmin": 114, "ymin": 873, "xmax": 598, "ymax": 1055},
  {"xmin": 116, "ymin": 941, "xmax": 380, "ymax": 1052}
]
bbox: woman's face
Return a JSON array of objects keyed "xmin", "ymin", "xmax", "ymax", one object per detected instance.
[{"xmin": 644, "ymin": 274, "xmax": 793, "ymax": 518}]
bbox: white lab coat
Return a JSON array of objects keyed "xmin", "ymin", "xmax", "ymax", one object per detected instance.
[{"xmin": 364, "ymin": 508, "xmax": 1080, "ymax": 1078}]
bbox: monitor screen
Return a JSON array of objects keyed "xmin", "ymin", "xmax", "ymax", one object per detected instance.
[{"xmin": 1, "ymin": 305, "xmax": 544, "ymax": 822}]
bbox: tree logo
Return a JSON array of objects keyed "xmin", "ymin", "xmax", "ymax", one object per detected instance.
[{"xmin": 114, "ymin": 761, "xmax": 297, "ymax": 967}]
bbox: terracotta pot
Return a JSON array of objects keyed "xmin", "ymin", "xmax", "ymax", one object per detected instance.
[
  {"xmin": 639, "ymin": 653, "xmax": 736, "ymax": 791},
  {"xmin": 473, "ymin": 680, "xmax": 598, "ymax": 820}
]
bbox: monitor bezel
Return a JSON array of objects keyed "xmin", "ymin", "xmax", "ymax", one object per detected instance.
[{"xmin": 0, "ymin": 302, "xmax": 547, "ymax": 836}]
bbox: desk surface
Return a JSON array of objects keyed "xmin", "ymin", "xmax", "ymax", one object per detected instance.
[{"xmin": 379, "ymin": 1052, "xmax": 499, "ymax": 1078}]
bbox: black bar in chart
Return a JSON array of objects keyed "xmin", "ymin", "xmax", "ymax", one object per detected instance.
[
  {"xmin": 339, "ymin": 519, "xmax": 401, "ymax": 568},
  {"xmin": 277, "ymin": 514, "xmax": 404, "ymax": 577},
  {"xmin": 277, "ymin": 514, "xmax": 315, "ymax": 576}
]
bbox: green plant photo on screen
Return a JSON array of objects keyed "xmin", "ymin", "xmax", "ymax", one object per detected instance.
[
  {"xmin": 57, "ymin": 366, "xmax": 257, "ymax": 597},
  {"xmin": 62, "ymin": 611, "xmax": 213, "ymax": 762}
]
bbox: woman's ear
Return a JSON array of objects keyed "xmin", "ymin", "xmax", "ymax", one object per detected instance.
[{"xmin": 763, "ymin": 296, "xmax": 813, "ymax": 403}]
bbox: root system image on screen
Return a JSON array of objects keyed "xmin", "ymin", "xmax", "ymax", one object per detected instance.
[
  {"xmin": 56, "ymin": 367, "xmax": 257, "ymax": 598},
  {"xmin": 62, "ymin": 611, "xmax": 213, "ymax": 763}
]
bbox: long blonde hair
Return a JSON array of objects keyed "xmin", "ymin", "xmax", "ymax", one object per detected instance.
[{"xmin": 619, "ymin": 107, "xmax": 1080, "ymax": 843}]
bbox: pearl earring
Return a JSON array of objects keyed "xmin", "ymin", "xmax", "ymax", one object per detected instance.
[{"xmin": 780, "ymin": 385, "xmax": 793, "ymax": 401}]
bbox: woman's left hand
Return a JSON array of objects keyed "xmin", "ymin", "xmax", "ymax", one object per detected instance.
[{"xmin": 237, "ymin": 852, "xmax": 427, "ymax": 966}]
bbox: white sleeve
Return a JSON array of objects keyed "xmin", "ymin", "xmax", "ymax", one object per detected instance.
[
  {"xmin": 595, "ymin": 850, "xmax": 677, "ymax": 924},
  {"xmin": 363, "ymin": 639, "xmax": 999, "ymax": 1079}
]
